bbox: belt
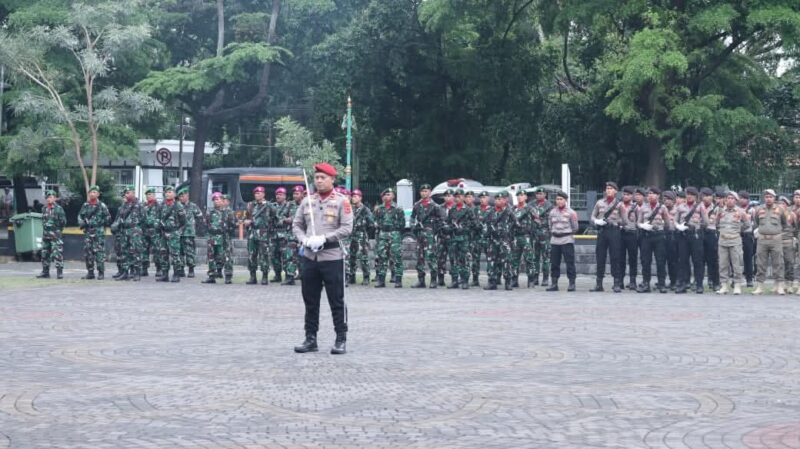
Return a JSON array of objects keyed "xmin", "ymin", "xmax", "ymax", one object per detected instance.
[
  {"xmin": 642, "ymin": 230, "xmax": 664, "ymax": 235},
  {"xmin": 551, "ymin": 232, "xmax": 573, "ymax": 238},
  {"xmin": 622, "ymin": 228, "xmax": 638, "ymax": 233},
  {"xmin": 322, "ymin": 241, "xmax": 339, "ymax": 250},
  {"xmin": 760, "ymin": 234, "xmax": 780, "ymax": 240},
  {"xmin": 599, "ymin": 225, "xmax": 621, "ymax": 231},
  {"xmin": 720, "ymin": 234, "xmax": 740, "ymax": 240}
]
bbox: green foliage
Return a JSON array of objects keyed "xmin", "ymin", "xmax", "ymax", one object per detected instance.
[{"xmin": 274, "ymin": 116, "xmax": 343, "ymax": 179}]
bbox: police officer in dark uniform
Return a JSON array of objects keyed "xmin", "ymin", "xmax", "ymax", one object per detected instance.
[
  {"xmin": 738, "ymin": 190, "xmax": 756, "ymax": 287},
  {"xmin": 590, "ymin": 181, "xmax": 625, "ymax": 292}
]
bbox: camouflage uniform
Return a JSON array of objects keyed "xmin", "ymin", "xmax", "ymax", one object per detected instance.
[
  {"xmin": 349, "ymin": 202, "xmax": 374, "ymax": 284},
  {"xmin": 510, "ymin": 201, "xmax": 537, "ymax": 286},
  {"xmin": 117, "ymin": 196, "xmax": 145, "ymax": 279},
  {"xmin": 158, "ymin": 196, "xmax": 187, "ymax": 281},
  {"xmin": 484, "ymin": 196, "xmax": 517, "ymax": 290},
  {"xmin": 77, "ymin": 198, "xmax": 110, "ymax": 276},
  {"xmin": 530, "ymin": 195, "xmax": 553, "ymax": 286},
  {"xmin": 39, "ymin": 197, "xmax": 66, "ymax": 278},
  {"xmin": 374, "ymin": 201, "xmax": 405, "ymax": 286},
  {"xmin": 246, "ymin": 200, "xmax": 277, "ymax": 283},
  {"xmin": 271, "ymin": 200, "xmax": 291, "ymax": 279},
  {"xmin": 445, "ymin": 201, "xmax": 476, "ymax": 288},
  {"xmin": 470, "ymin": 201, "xmax": 490, "ymax": 285},
  {"xmin": 141, "ymin": 197, "xmax": 163, "ymax": 276},
  {"xmin": 205, "ymin": 203, "xmax": 237, "ymax": 282},
  {"xmin": 436, "ymin": 201, "xmax": 455, "ymax": 285},
  {"xmin": 284, "ymin": 201, "xmax": 301, "ymax": 278},
  {"xmin": 223, "ymin": 199, "xmax": 235, "ymax": 277},
  {"xmin": 179, "ymin": 199, "xmax": 203, "ymax": 276},
  {"xmin": 411, "ymin": 197, "xmax": 443, "ymax": 287}
]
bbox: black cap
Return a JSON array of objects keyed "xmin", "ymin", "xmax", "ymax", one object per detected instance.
[
  {"xmin": 419, "ymin": 184, "xmax": 432, "ymax": 191},
  {"xmin": 605, "ymin": 181, "xmax": 619, "ymax": 190},
  {"xmin": 685, "ymin": 187, "xmax": 699, "ymax": 196},
  {"xmin": 648, "ymin": 186, "xmax": 661, "ymax": 195},
  {"xmin": 677, "ymin": 191, "xmax": 686, "ymax": 198},
  {"xmin": 738, "ymin": 190, "xmax": 750, "ymax": 199},
  {"xmin": 699, "ymin": 187, "xmax": 714, "ymax": 196},
  {"xmin": 663, "ymin": 191, "xmax": 676, "ymax": 200},
  {"xmin": 635, "ymin": 187, "xmax": 647, "ymax": 195},
  {"xmin": 556, "ymin": 190, "xmax": 568, "ymax": 199},
  {"xmin": 622, "ymin": 185, "xmax": 635, "ymax": 194},
  {"xmin": 714, "ymin": 189, "xmax": 726, "ymax": 198}
]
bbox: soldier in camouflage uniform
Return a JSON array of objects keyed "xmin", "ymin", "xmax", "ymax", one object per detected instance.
[
  {"xmin": 349, "ymin": 188, "xmax": 374, "ymax": 285},
  {"xmin": 410, "ymin": 184, "xmax": 443, "ymax": 288},
  {"xmin": 510, "ymin": 190, "xmax": 537, "ymax": 288},
  {"xmin": 222, "ymin": 194, "xmax": 235, "ymax": 279},
  {"xmin": 271, "ymin": 187, "xmax": 290, "ymax": 282},
  {"xmin": 245, "ymin": 186, "xmax": 276, "ymax": 285},
  {"xmin": 111, "ymin": 190, "xmax": 126, "ymax": 277},
  {"xmin": 471, "ymin": 191, "xmax": 492, "ymax": 287},
  {"xmin": 436, "ymin": 189, "xmax": 456, "ymax": 286},
  {"xmin": 203, "ymin": 192, "xmax": 237, "ymax": 284},
  {"xmin": 157, "ymin": 186, "xmax": 187, "ymax": 282},
  {"xmin": 483, "ymin": 191, "xmax": 517, "ymax": 291},
  {"xmin": 140, "ymin": 187, "xmax": 163, "ymax": 278},
  {"xmin": 530, "ymin": 187, "xmax": 553, "ymax": 286},
  {"xmin": 36, "ymin": 190, "xmax": 67, "ymax": 279},
  {"xmin": 177, "ymin": 187, "xmax": 203, "ymax": 278},
  {"xmin": 77, "ymin": 185, "xmax": 111, "ymax": 280},
  {"xmin": 464, "ymin": 191, "xmax": 478, "ymax": 285},
  {"xmin": 374, "ymin": 188, "xmax": 405, "ymax": 288},
  {"xmin": 444, "ymin": 189, "xmax": 476, "ymax": 289},
  {"xmin": 114, "ymin": 185, "xmax": 145, "ymax": 281},
  {"xmin": 281, "ymin": 186, "xmax": 304, "ymax": 284}
]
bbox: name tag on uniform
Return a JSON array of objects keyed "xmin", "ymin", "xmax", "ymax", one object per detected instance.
[{"xmin": 325, "ymin": 206, "xmax": 338, "ymax": 223}]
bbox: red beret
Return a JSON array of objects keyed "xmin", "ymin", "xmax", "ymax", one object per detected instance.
[
  {"xmin": 211, "ymin": 192, "xmax": 222, "ymax": 200},
  {"xmin": 275, "ymin": 187, "xmax": 286, "ymax": 194},
  {"xmin": 314, "ymin": 162, "xmax": 337, "ymax": 177},
  {"xmin": 293, "ymin": 185, "xmax": 305, "ymax": 192},
  {"xmin": 253, "ymin": 186, "xmax": 265, "ymax": 193},
  {"xmin": 352, "ymin": 189, "xmax": 362, "ymax": 197}
]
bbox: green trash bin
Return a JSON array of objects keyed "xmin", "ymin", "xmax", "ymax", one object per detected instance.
[{"xmin": 10, "ymin": 212, "xmax": 44, "ymax": 255}]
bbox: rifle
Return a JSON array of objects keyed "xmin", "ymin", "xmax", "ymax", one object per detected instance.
[{"xmin": 79, "ymin": 203, "xmax": 102, "ymax": 230}]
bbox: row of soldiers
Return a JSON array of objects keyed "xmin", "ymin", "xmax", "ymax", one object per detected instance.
[{"xmin": 589, "ymin": 183, "xmax": 797, "ymax": 295}]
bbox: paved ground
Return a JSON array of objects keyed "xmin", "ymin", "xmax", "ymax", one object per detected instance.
[{"xmin": 1, "ymin": 262, "xmax": 799, "ymax": 449}]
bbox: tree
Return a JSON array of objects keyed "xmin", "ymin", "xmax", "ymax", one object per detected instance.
[
  {"xmin": 0, "ymin": 1, "xmax": 161, "ymax": 193},
  {"xmin": 274, "ymin": 116, "xmax": 343, "ymax": 178}
]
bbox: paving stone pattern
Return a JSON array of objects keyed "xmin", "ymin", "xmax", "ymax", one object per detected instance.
[{"xmin": 1, "ymin": 263, "xmax": 798, "ymax": 449}]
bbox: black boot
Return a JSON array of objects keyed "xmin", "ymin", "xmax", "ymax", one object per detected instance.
[
  {"xmin": 675, "ymin": 283, "xmax": 687, "ymax": 294},
  {"xmin": 187, "ymin": 266, "xmax": 195, "ymax": 278},
  {"xmin": 261, "ymin": 272, "xmax": 269, "ymax": 285},
  {"xmin": 447, "ymin": 275, "xmax": 460, "ymax": 289},
  {"xmin": 330, "ymin": 333, "xmax": 347, "ymax": 355},
  {"xmin": 483, "ymin": 281, "xmax": 497, "ymax": 290},
  {"xmin": 115, "ymin": 270, "xmax": 129, "ymax": 281},
  {"xmin": 568, "ymin": 280, "xmax": 576, "ymax": 292},
  {"xmin": 201, "ymin": 276, "xmax": 216, "ymax": 284},
  {"xmin": 246, "ymin": 271, "xmax": 257, "ymax": 285},
  {"xmin": 437, "ymin": 275, "xmax": 445, "ymax": 287},
  {"xmin": 590, "ymin": 279, "xmax": 604, "ymax": 292},
  {"xmin": 658, "ymin": 283, "xmax": 668, "ymax": 293},
  {"xmin": 56, "ymin": 268, "xmax": 63, "ymax": 279},
  {"xmin": 411, "ymin": 276, "xmax": 426, "ymax": 288},
  {"xmin": 637, "ymin": 283, "xmax": 651, "ymax": 293},
  {"xmin": 546, "ymin": 280, "xmax": 559, "ymax": 291},
  {"xmin": 170, "ymin": 272, "xmax": 180, "ymax": 283},
  {"xmin": 224, "ymin": 275, "xmax": 232, "ymax": 284},
  {"xmin": 131, "ymin": 268, "xmax": 140, "ymax": 282},
  {"xmin": 361, "ymin": 275, "xmax": 370, "ymax": 286},
  {"xmin": 612, "ymin": 280, "xmax": 622, "ymax": 293},
  {"xmin": 97, "ymin": 270, "xmax": 104, "ymax": 280},
  {"xmin": 394, "ymin": 276, "xmax": 402, "ymax": 288},
  {"xmin": 294, "ymin": 333, "xmax": 318, "ymax": 353},
  {"xmin": 281, "ymin": 275, "xmax": 295, "ymax": 286},
  {"xmin": 541, "ymin": 277, "xmax": 549, "ymax": 287},
  {"xmin": 112, "ymin": 267, "xmax": 123, "ymax": 279},
  {"xmin": 82, "ymin": 270, "xmax": 95, "ymax": 280},
  {"xmin": 374, "ymin": 277, "xmax": 386, "ymax": 288},
  {"xmin": 461, "ymin": 280, "xmax": 469, "ymax": 290},
  {"xmin": 271, "ymin": 272, "xmax": 282, "ymax": 283},
  {"xmin": 141, "ymin": 267, "xmax": 149, "ymax": 277},
  {"xmin": 532, "ymin": 275, "xmax": 540, "ymax": 286},
  {"xmin": 504, "ymin": 279, "xmax": 513, "ymax": 291},
  {"xmin": 695, "ymin": 285, "xmax": 704, "ymax": 294},
  {"xmin": 156, "ymin": 272, "xmax": 169, "ymax": 282},
  {"xmin": 429, "ymin": 273, "xmax": 438, "ymax": 289},
  {"xmin": 216, "ymin": 269, "xmax": 222, "ymax": 278},
  {"xmin": 471, "ymin": 275, "xmax": 480, "ymax": 287},
  {"xmin": 511, "ymin": 276, "xmax": 519, "ymax": 288}
]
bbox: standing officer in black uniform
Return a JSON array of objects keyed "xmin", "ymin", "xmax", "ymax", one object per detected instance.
[{"xmin": 590, "ymin": 181, "xmax": 625, "ymax": 292}]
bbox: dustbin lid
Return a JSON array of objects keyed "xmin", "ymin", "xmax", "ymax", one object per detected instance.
[{"xmin": 10, "ymin": 212, "xmax": 43, "ymax": 221}]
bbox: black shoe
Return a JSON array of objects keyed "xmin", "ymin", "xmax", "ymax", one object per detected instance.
[
  {"xmin": 115, "ymin": 271, "xmax": 129, "ymax": 281},
  {"xmin": 294, "ymin": 334, "xmax": 318, "ymax": 353},
  {"xmin": 216, "ymin": 270, "xmax": 222, "ymax": 278},
  {"xmin": 504, "ymin": 281, "xmax": 513, "ymax": 291},
  {"xmin": 361, "ymin": 276, "xmax": 370, "ymax": 286},
  {"xmin": 511, "ymin": 277, "xmax": 519, "ymax": 288},
  {"xmin": 281, "ymin": 275, "xmax": 295, "ymax": 286},
  {"xmin": 627, "ymin": 282, "xmax": 636, "ymax": 290},
  {"xmin": 97, "ymin": 271, "xmax": 104, "ymax": 280},
  {"xmin": 271, "ymin": 273, "xmax": 282, "ymax": 283},
  {"xmin": 675, "ymin": 284, "xmax": 687, "ymax": 294},
  {"xmin": 82, "ymin": 270, "xmax": 95, "ymax": 280},
  {"xmin": 177, "ymin": 269, "xmax": 185, "ymax": 278},
  {"xmin": 261, "ymin": 273, "xmax": 269, "ymax": 285},
  {"xmin": 156, "ymin": 274, "xmax": 168, "ymax": 282},
  {"xmin": 429, "ymin": 274, "xmax": 437, "ymax": 289},
  {"xmin": 374, "ymin": 278, "xmax": 386, "ymax": 288},
  {"xmin": 541, "ymin": 278, "xmax": 549, "ymax": 287},
  {"xmin": 112, "ymin": 270, "xmax": 123, "ymax": 279},
  {"xmin": 394, "ymin": 279, "xmax": 402, "ymax": 288},
  {"xmin": 613, "ymin": 283, "xmax": 622, "ymax": 293},
  {"xmin": 437, "ymin": 277, "xmax": 445, "ymax": 287},
  {"xmin": 56, "ymin": 268, "xmax": 63, "ymax": 279},
  {"xmin": 461, "ymin": 281, "xmax": 469, "ymax": 290},
  {"xmin": 695, "ymin": 286, "xmax": 704, "ymax": 294},
  {"xmin": 567, "ymin": 281, "xmax": 576, "ymax": 292},
  {"xmin": 187, "ymin": 267, "xmax": 195, "ymax": 278},
  {"xmin": 658, "ymin": 285, "xmax": 668, "ymax": 293},
  {"xmin": 246, "ymin": 272, "xmax": 257, "ymax": 284},
  {"xmin": 225, "ymin": 275, "xmax": 232, "ymax": 284},
  {"xmin": 637, "ymin": 284, "xmax": 651, "ymax": 293},
  {"xmin": 330, "ymin": 334, "xmax": 346, "ymax": 355},
  {"xmin": 447, "ymin": 280, "xmax": 460, "ymax": 289},
  {"xmin": 202, "ymin": 277, "xmax": 216, "ymax": 284},
  {"xmin": 131, "ymin": 270, "xmax": 140, "ymax": 282},
  {"xmin": 746, "ymin": 280, "xmax": 754, "ymax": 288},
  {"xmin": 36, "ymin": 269, "xmax": 51, "ymax": 279},
  {"xmin": 411, "ymin": 277, "xmax": 426, "ymax": 288},
  {"xmin": 141, "ymin": 268, "xmax": 149, "ymax": 277},
  {"xmin": 667, "ymin": 282, "xmax": 675, "ymax": 291},
  {"xmin": 483, "ymin": 282, "xmax": 497, "ymax": 290},
  {"xmin": 546, "ymin": 283, "xmax": 559, "ymax": 291},
  {"xmin": 589, "ymin": 282, "xmax": 604, "ymax": 292},
  {"xmin": 532, "ymin": 276, "xmax": 540, "ymax": 286},
  {"xmin": 170, "ymin": 273, "xmax": 180, "ymax": 283},
  {"xmin": 527, "ymin": 279, "xmax": 534, "ymax": 288}
]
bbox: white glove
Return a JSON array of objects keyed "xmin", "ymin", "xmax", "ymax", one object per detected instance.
[
  {"xmin": 307, "ymin": 235, "xmax": 326, "ymax": 252},
  {"xmin": 638, "ymin": 223, "xmax": 653, "ymax": 231},
  {"xmin": 593, "ymin": 218, "xmax": 607, "ymax": 226},
  {"xmin": 675, "ymin": 223, "xmax": 688, "ymax": 232},
  {"xmin": 753, "ymin": 228, "xmax": 759, "ymax": 239}
]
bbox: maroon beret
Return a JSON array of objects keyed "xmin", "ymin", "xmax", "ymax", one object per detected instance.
[
  {"xmin": 314, "ymin": 162, "xmax": 337, "ymax": 177},
  {"xmin": 293, "ymin": 185, "xmax": 305, "ymax": 193},
  {"xmin": 253, "ymin": 186, "xmax": 265, "ymax": 194},
  {"xmin": 275, "ymin": 187, "xmax": 286, "ymax": 194}
]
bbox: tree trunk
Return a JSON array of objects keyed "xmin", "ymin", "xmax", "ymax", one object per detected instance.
[
  {"xmin": 216, "ymin": 0, "xmax": 225, "ymax": 57},
  {"xmin": 190, "ymin": 115, "xmax": 207, "ymax": 207},
  {"xmin": 12, "ymin": 175, "xmax": 28, "ymax": 213},
  {"xmin": 643, "ymin": 137, "xmax": 667, "ymax": 188}
]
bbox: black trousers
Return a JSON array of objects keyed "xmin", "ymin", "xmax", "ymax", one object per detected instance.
[
  {"xmin": 596, "ymin": 227, "xmax": 622, "ymax": 282},
  {"xmin": 301, "ymin": 258, "xmax": 348, "ymax": 335},
  {"xmin": 741, "ymin": 233, "xmax": 755, "ymax": 282},
  {"xmin": 620, "ymin": 230, "xmax": 639, "ymax": 282},
  {"xmin": 550, "ymin": 243, "xmax": 576, "ymax": 282},
  {"xmin": 665, "ymin": 231, "xmax": 679, "ymax": 285},
  {"xmin": 640, "ymin": 231, "xmax": 666, "ymax": 286},
  {"xmin": 703, "ymin": 229, "xmax": 720, "ymax": 287},
  {"xmin": 678, "ymin": 231, "xmax": 705, "ymax": 288}
]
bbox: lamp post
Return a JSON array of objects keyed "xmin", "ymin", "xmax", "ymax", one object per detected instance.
[{"xmin": 345, "ymin": 96, "xmax": 353, "ymax": 191}]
